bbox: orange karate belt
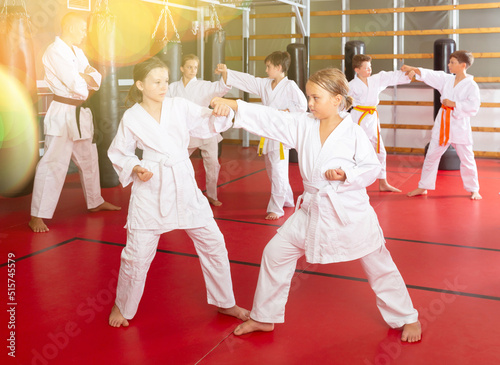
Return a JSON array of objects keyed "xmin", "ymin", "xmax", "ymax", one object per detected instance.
[
  {"xmin": 258, "ymin": 137, "xmax": 285, "ymax": 160},
  {"xmin": 439, "ymin": 105, "xmax": 454, "ymax": 146},
  {"xmin": 353, "ymin": 105, "xmax": 380, "ymax": 153}
]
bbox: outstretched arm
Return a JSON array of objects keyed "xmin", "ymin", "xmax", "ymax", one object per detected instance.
[
  {"xmin": 211, "ymin": 97, "xmax": 238, "ymax": 112},
  {"xmin": 215, "ymin": 63, "xmax": 228, "ymax": 84},
  {"xmin": 401, "ymin": 64, "xmax": 421, "ymax": 77}
]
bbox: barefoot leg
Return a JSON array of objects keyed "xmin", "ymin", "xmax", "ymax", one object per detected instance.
[
  {"xmin": 29, "ymin": 216, "xmax": 49, "ymax": 233},
  {"xmin": 401, "ymin": 321, "xmax": 422, "ymax": 342},
  {"xmin": 407, "ymin": 188, "xmax": 428, "ymax": 197},
  {"xmin": 218, "ymin": 305, "xmax": 250, "ymax": 321},
  {"xmin": 234, "ymin": 319, "xmax": 274, "ymax": 336},
  {"xmin": 109, "ymin": 304, "xmax": 130, "ymax": 328},
  {"xmin": 470, "ymin": 192, "xmax": 482, "ymax": 200},
  {"xmin": 379, "ymin": 179, "xmax": 402, "ymax": 193},
  {"xmin": 207, "ymin": 196, "xmax": 223, "ymax": 207},
  {"xmin": 89, "ymin": 201, "xmax": 121, "ymax": 212},
  {"xmin": 265, "ymin": 212, "xmax": 280, "ymax": 220}
]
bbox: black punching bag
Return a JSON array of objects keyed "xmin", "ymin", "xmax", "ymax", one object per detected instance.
[
  {"xmin": 287, "ymin": 43, "xmax": 307, "ymax": 163},
  {"xmin": 287, "ymin": 43, "xmax": 307, "ymax": 94},
  {"xmin": 154, "ymin": 41, "xmax": 182, "ymax": 83},
  {"xmin": 0, "ymin": 6, "xmax": 38, "ymax": 197},
  {"xmin": 427, "ymin": 38, "xmax": 459, "ymax": 171},
  {"xmin": 87, "ymin": 5, "xmax": 120, "ymax": 187},
  {"xmin": 204, "ymin": 30, "xmax": 225, "ymax": 82},
  {"xmin": 344, "ymin": 41, "xmax": 366, "ymax": 82}
]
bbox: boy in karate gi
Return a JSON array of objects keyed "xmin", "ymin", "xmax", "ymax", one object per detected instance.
[
  {"xmin": 402, "ymin": 50, "xmax": 482, "ymax": 200},
  {"xmin": 349, "ymin": 54, "xmax": 414, "ymax": 192},
  {"xmin": 168, "ymin": 54, "xmax": 231, "ymax": 206},
  {"xmin": 29, "ymin": 12, "xmax": 120, "ymax": 233},
  {"xmin": 216, "ymin": 51, "xmax": 308, "ymax": 220}
]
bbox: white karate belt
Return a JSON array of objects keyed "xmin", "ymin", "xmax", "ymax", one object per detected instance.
[
  {"xmin": 296, "ymin": 181, "xmax": 351, "ymax": 259},
  {"xmin": 142, "ymin": 149, "xmax": 190, "ymax": 218}
]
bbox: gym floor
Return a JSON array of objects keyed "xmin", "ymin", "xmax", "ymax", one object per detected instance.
[{"xmin": 1, "ymin": 144, "xmax": 499, "ymax": 365}]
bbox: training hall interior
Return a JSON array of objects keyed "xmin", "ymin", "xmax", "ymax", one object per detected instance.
[{"xmin": 1, "ymin": 0, "xmax": 500, "ymax": 364}]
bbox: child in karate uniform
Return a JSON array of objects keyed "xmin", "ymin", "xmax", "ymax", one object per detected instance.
[
  {"xmin": 168, "ymin": 54, "xmax": 231, "ymax": 206},
  {"xmin": 216, "ymin": 51, "xmax": 308, "ymax": 220},
  {"xmin": 211, "ymin": 68, "xmax": 421, "ymax": 342},
  {"xmin": 108, "ymin": 57, "xmax": 248, "ymax": 327},
  {"xmin": 402, "ymin": 50, "xmax": 482, "ymax": 200},
  {"xmin": 349, "ymin": 54, "xmax": 414, "ymax": 192}
]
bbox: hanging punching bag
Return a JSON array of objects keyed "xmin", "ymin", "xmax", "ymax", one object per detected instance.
[
  {"xmin": 204, "ymin": 30, "xmax": 225, "ymax": 82},
  {"xmin": 344, "ymin": 40, "xmax": 366, "ymax": 82},
  {"xmin": 286, "ymin": 43, "xmax": 307, "ymax": 163},
  {"xmin": 286, "ymin": 43, "xmax": 307, "ymax": 94},
  {"xmin": 153, "ymin": 41, "xmax": 182, "ymax": 82},
  {"xmin": 87, "ymin": 5, "xmax": 120, "ymax": 188},
  {"xmin": 425, "ymin": 38, "xmax": 459, "ymax": 171},
  {"xmin": 0, "ymin": 5, "xmax": 39, "ymax": 197}
]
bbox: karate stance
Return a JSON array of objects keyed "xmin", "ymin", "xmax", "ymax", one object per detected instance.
[
  {"xmin": 29, "ymin": 12, "xmax": 120, "ymax": 233},
  {"xmin": 216, "ymin": 51, "xmax": 308, "ymax": 220},
  {"xmin": 211, "ymin": 68, "xmax": 422, "ymax": 342},
  {"xmin": 108, "ymin": 57, "xmax": 248, "ymax": 327},
  {"xmin": 349, "ymin": 54, "xmax": 414, "ymax": 192},
  {"xmin": 402, "ymin": 50, "xmax": 482, "ymax": 200},
  {"xmin": 168, "ymin": 54, "xmax": 231, "ymax": 206}
]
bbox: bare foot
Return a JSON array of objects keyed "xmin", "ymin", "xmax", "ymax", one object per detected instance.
[
  {"xmin": 401, "ymin": 321, "xmax": 422, "ymax": 342},
  {"xmin": 234, "ymin": 318, "xmax": 274, "ymax": 336},
  {"xmin": 89, "ymin": 201, "xmax": 121, "ymax": 212},
  {"xmin": 407, "ymin": 188, "xmax": 428, "ymax": 197},
  {"xmin": 265, "ymin": 212, "xmax": 280, "ymax": 220},
  {"xmin": 29, "ymin": 216, "xmax": 49, "ymax": 233},
  {"xmin": 379, "ymin": 179, "xmax": 402, "ymax": 193},
  {"xmin": 470, "ymin": 192, "xmax": 482, "ymax": 200},
  {"xmin": 109, "ymin": 304, "xmax": 129, "ymax": 328},
  {"xmin": 218, "ymin": 305, "xmax": 250, "ymax": 321},
  {"xmin": 207, "ymin": 196, "xmax": 222, "ymax": 206}
]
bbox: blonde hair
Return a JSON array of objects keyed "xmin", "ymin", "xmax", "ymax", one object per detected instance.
[
  {"xmin": 308, "ymin": 68, "xmax": 353, "ymax": 111},
  {"xmin": 125, "ymin": 57, "xmax": 169, "ymax": 108}
]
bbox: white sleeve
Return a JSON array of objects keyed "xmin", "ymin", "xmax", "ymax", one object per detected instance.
[
  {"xmin": 337, "ymin": 127, "xmax": 381, "ymax": 192},
  {"xmin": 286, "ymin": 82, "xmax": 308, "ymax": 112},
  {"xmin": 417, "ymin": 68, "xmax": 447, "ymax": 95},
  {"xmin": 76, "ymin": 49, "xmax": 101, "ymax": 91},
  {"xmin": 453, "ymin": 81, "xmax": 481, "ymax": 119},
  {"xmin": 376, "ymin": 70, "xmax": 412, "ymax": 90},
  {"xmin": 234, "ymin": 100, "xmax": 300, "ymax": 149},
  {"xmin": 107, "ymin": 116, "xmax": 141, "ymax": 188},
  {"xmin": 178, "ymin": 98, "xmax": 234, "ymax": 138},
  {"xmin": 43, "ymin": 47, "xmax": 89, "ymax": 98},
  {"xmin": 226, "ymin": 69, "xmax": 266, "ymax": 96}
]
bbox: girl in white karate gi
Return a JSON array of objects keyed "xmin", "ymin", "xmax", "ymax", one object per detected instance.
[
  {"xmin": 402, "ymin": 50, "xmax": 482, "ymax": 200},
  {"xmin": 211, "ymin": 68, "xmax": 422, "ymax": 342},
  {"xmin": 216, "ymin": 51, "xmax": 308, "ymax": 220},
  {"xmin": 349, "ymin": 54, "xmax": 414, "ymax": 193},
  {"xmin": 107, "ymin": 57, "xmax": 249, "ymax": 327},
  {"xmin": 168, "ymin": 54, "xmax": 231, "ymax": 206}
]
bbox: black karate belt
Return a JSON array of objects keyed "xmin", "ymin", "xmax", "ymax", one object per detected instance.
[{"xmin": 53, "ymin": 95, "xmax": 87, "ymax": 138}]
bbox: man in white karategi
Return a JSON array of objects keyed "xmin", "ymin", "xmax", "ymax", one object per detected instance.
[
  {"xmin": 168, "ymin": 54, "xmax": 231, "ymax": 206},
  {"xmin": 402, "ymin": 50, "xmax": 482, "ymax": 200},
  {"xmin": 29, "ymin": 12, "xmax": 120, "ymax": 233}
]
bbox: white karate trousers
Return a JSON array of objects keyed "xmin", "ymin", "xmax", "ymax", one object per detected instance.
[
  {"xmin": 418, "ymin": 139, "xmax": 480, "ymax": 192},
  {"xmin": 250, "ymin": 233, "xmax": 419, "ymax": 328},
  {"xmin": 360, "ymin": 122, "xmax": 387, "ymax": 180},
  {"xmin": 31, "ymin": 134, "xmax": 104, "ymax": 219},
  {"xmin": 115, "ymin": 220, "xmax": 236, "ymax": 319},
  {"xmin": 264, "ymin": 149, "xmax": 295, "ymax": 217},
  {"xmin": 189, "ymin": 136, "xmax": 220, "ymax": 201}
]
